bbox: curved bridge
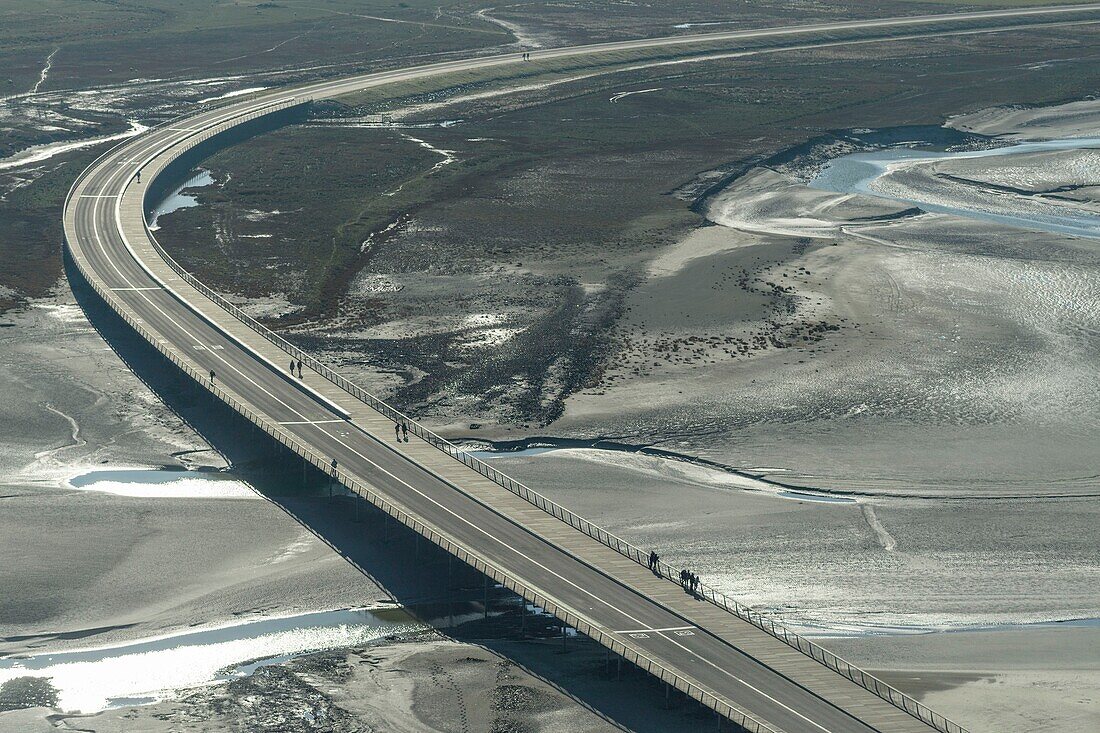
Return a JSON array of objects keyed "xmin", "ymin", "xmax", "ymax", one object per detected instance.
[{"xmin": 63, "ymin": 7, "xmax": 1100, "ymax": 731}]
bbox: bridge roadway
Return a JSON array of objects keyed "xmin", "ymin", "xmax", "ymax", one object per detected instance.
[{"xmin": 63, "ymin": 5, "xmax": 1100, "ymax": 731}]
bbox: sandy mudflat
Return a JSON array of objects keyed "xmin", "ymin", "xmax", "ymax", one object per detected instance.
[
  {"xmin": 4, "ymin": 88, "xmax": 1099, "ymax": 731},
  {"xmin": 948, "ymin": 98, "xmax": 1100, "ymax": 139},
  {"xmin": 0, "ymin": 490, "xmax": 387, "ymax": 655},
  {"xmin": 705, "ymin": 166, "xmax": 916, "ymax": 239},
  {"xmin": 832, "ymin": 626, "xmax": 1100, "ymax": 733},
  {"xmin": 552, "ymin": 203, "xmax": 1100, "ymax": 499}
]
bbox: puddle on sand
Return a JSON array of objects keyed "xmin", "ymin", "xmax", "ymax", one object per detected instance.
[
  {"xmin": 66, "ymin": 468, "xmax": 258, "ymax": 499},
  {"xmin": 0, "ymin": 607, "xmax": 422, "ymax": 713},
  {"xmin": 147, "ymin": 168, "xmax": 214, "ymax": 230}
]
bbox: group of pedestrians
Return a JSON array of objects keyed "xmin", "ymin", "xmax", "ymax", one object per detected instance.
[
  {"xmin": 680, "ymin": 569, "xmax": 700, "ymax": 596},
  {"xmin": 649, "ymin": 549, "xmax": 702, "ymax": 596},
  {"xmin": 288, "ymin": 359, "xmax": 303, "ymax": 378},
  {"xmin": 522, "ymin": 51, "xmax": 531, "ymax": 61},
  {"xmin": 395, "ymin": 421, "xmax": 410, "ymax": 442}
]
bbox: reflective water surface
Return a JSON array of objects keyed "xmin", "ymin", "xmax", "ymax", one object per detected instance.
[
  {"xmin": 66, "ymin": 468, "xmax": 257, "ymax": 499},
  {"xmin": 0, "ymin": 607, "xmax": 422, "ymax": 713},
  {"xmin": 147, "ymin": 168, "xmax": 214, "ymax": 230}
]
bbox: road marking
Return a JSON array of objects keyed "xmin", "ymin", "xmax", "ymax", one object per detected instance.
[
  {"xmin": 615, "ymin": 625, "xmax": 695, "ymax": 634},
  {"xmin": 278, "ymin": 418, "xmax": 345, "ymax": 425},
  {"xmin": 110, "ymin": 286, "xmax": 160, "ymax": 290},
  {"xmin": 81, "ymin": 194, "xmax": 120, "ymax": 198},
  {"xmin": 101, "ymin": 241, "xmax": 836, "ymax": 732}
]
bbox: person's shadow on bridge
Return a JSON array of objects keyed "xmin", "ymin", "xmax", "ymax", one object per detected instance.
[{"xmin": 67, "ymin": 252, "xmax": 721, "ymax": 733}]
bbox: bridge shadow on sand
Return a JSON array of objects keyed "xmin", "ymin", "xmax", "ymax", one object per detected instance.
[{"xmin": 67, "ymin": 252, "xmax": 731, "ymax": 733}]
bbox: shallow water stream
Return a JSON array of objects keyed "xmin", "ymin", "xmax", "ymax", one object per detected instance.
[
  {"xmin": 810, "ymin": 136, "xmax": 1100, "ymax": 237},
  {"xmin": 146, "ymin": 168, "xmax": 214, "ymax": 230}
]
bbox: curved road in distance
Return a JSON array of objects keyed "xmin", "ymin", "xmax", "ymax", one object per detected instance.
[{"xmin": 64, "ymin": 5, "xmax": 1100, "ymax": 732}]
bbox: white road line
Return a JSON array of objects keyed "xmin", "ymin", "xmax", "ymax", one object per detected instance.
[
  {"xmin": 615, "ymin": 625, "xmax": 695, "ymax": 634},
  {"xmin": 110, "ymin": 286, "xmax": 160, "ymax": 291},
  {"xmin": 80, "ymin": 194, "xmax": 120, "ymax": 198},
  {"xmin": 278, "ymin": 419, "xmax": 346, "ymax": 425}
]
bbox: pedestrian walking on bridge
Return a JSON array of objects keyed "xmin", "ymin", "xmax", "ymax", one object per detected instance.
[
  {"xmin": 401, "ymin": 422, "xmax": 409, "ymax": 442},
  {"xmin": 297, "ymin": 360, "xmax": 303, "ymax": 378},
  {"xmin": 395, "ymin": 422, "xmax": 401, "ymax": 442}
]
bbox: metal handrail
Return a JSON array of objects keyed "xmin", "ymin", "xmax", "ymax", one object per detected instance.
[{"xmin": 73, "ymin": 75, "xmax": 967, "ymax": 733}]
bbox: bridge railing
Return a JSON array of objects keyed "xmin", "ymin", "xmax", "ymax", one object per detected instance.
[{"xmin": 131, "ymin": 98, "xmax": 966, "ymax": 733}]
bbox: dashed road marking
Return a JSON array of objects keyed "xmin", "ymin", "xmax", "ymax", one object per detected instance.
[{"xmin": 616, "ymin": 625, "xmax": 695, "ymax": 634}]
